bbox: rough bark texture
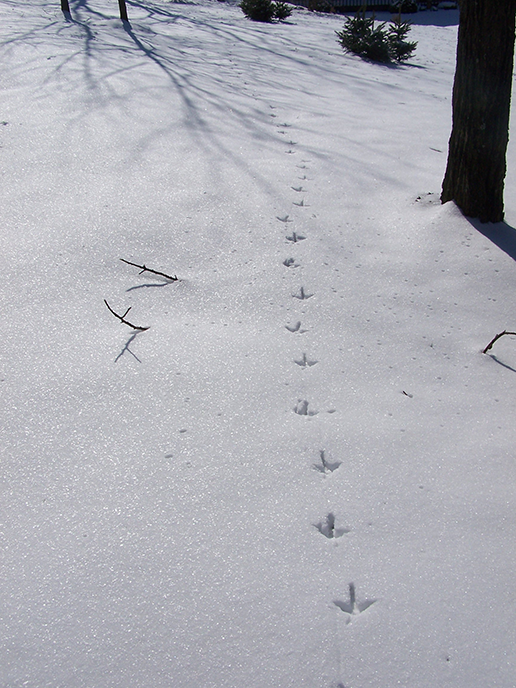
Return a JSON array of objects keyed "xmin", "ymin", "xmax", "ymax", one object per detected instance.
[{"xmin": 441, "ymin": 0, "xmax": 516, "ymax": 222}]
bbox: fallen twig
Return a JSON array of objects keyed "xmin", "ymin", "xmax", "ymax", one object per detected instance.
[
  {"xmin": 104, "ymin": 300, "xmax": 149, "ymax": 331},
  {"xmin": 482, "ymin": 330, "xmax": 516, "ymax": 354},
  {"xmin": 120, "ymin": 258, "xmax": 178, "ymax": 281}
]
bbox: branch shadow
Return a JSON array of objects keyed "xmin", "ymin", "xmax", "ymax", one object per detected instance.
[
  {"xmin": 115, "ymin": 331, "xmax": 143, "ymax": 363},
  {"xmin": 487, "ymin": 354, "xmax": 516, "ymax": 374},
  {"xmin": 126, "ymin": 281, "xmax": 172, "ymax": 292}
]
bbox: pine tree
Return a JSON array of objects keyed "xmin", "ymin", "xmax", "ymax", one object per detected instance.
[
  {"xmin": 336, "ymin": 11, "xmax": 416, "ymax": 64},
  {"xmin": 240, "ymin": 0, "xmax": 291, "ymax": 22},
  {"xmin": 336, "ymin": 13, "xmax": 391, "ymax": 63},
  {"xmin": 387, "ymin": 17, "xmax": 417, "ymax": 63}
]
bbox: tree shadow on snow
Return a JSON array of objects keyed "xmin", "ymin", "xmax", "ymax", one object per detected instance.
[
  {"xmin": 2, "ymin": 0, "xmax": 425, "ymax": 199},
  {"xmin": 59, "ymin": 0, "xmax": 327, "ymax": 196},
  {"xmin": 468, "ymin": 217, "xmax": 516, "ymax": 373},
  {"xmin": 468, "ymin": 217, "xmax": 516, "ymax": 263}
]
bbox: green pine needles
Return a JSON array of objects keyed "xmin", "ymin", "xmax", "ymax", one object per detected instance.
[
  {"xmin": 240, "ymin": 0, "xmax": 292, "ymax": 22},
  {"xmin": 387, "ymin": 16, "xmax": 418, "ymax": 62},
  {"xmin": 336, "ymin": 11, "xmax": 417, "ymax": 64}
]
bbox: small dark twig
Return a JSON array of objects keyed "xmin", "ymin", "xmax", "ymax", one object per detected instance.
[
  {"xmin": 104, "ymin": 300, "xmax": 149, "ymax": 331},
  {"xmin": 118, "ymin": 0, "xmax": 129, "ymax": 21},
  {"xmin": 120, "ymin": 258, "xmax": 178, "ymax": 282},
  {"xmin": 482, "ymin": 330, "xmax": 516, "ymax": 354}
]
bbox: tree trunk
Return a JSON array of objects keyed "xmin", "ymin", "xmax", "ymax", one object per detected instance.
[
  {"xmin": 61, "ymin": 0, "xmax": 70, "ymax": 13},
  {"xmin": 441, "ymin": 0, "xmax": 516, "ymax": 223},
  {"xmin": 118, "ymin": 0, "xmax": 129, "ymax": 21}
]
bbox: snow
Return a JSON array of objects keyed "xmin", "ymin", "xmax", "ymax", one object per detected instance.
[{"xmin": 1, "ymin": 2, "xmax": 515, "ymax": 686}]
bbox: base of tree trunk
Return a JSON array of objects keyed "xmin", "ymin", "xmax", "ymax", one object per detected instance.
[{"xmin": 441, "ymin": 0, "xmax": 516, "ymax": 223}]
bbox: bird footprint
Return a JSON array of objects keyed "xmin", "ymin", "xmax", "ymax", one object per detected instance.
[
  {"xmin": 293, "ymin": 286, "xmax": 313, "ymax": 300},
  {"xmin": 334, "ymin": 583, "xmax": 377, "ymax": 624},
  {"xmin": 314, "ymin": 513, "xmax": 350, "ymax": 539},
  {"xmin": 293, "ymin": 399, "xmax": 318, "ymax": 416},
  {"xmin": 286, "ymin": 232, "xmax": 306, "ymax": 243},
  {"xmin": 294, "ymin": 353, "xmax": 318, "ymax": 367},
  {"xmin": 285, "ymin": 321, "xmax": 307, "ymax": 333},
  {"xmin": 313, "ymin": 450, "xmax": 341, "ymax": 474}
]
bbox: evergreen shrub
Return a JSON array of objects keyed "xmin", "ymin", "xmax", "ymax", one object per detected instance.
[
  {"xmin": 336, "ymin": 11, "xmax": 417, "ymax": 64},
  {"xmin": 273, "ymin": 1, "xmax": 292, "ymax": 20},
  {"xmin": 388, "ymin": 16, "xmax": 418, "ymax": 62},
  {"xmin": 240, "ymin": 0, "xmax": 292, "ymax": 22}
]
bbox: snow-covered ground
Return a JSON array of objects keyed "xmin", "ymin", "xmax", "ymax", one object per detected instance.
[{"xmin": 1, "ymin": 1, "xmax": 515, "ymax": 686}]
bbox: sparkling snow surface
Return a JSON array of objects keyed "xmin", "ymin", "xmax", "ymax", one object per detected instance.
[{"xmin": 1, "ymin": 2, "xmax": 516, "ymax": 686}]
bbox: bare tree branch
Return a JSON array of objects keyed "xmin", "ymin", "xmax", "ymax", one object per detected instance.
[
  {"xmin": 482, "ymin": 330, "xmax": 516, "ymax": 353},
  {"xmin": 120, "ymin": 258, "xmax": 178, "ymax": 282},
  {"xmin": 104, "ymin": 300, "xmax": 149, "ymax": 331}
]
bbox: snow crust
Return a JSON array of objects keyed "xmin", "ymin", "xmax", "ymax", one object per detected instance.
[{"xmin": 1, "ymin": 2, "xmax": 515, "ymax": 686}]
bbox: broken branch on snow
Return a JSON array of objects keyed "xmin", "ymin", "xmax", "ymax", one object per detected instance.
[
  {"xmin": 104, "ymin": 300, "xmax": 150, "ymax": 331},
  {"xmin": 482, "ymin": 330, "xmax": 516, "ymax": 354},
  {"xmin": 120, "ymin": 258, "xmax": 178, "ymax": 282}
]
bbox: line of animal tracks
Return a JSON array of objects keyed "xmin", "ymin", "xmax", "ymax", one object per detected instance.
[{"xmin": 269, "ymin": 102, "xmax": 377, "ymax": 684}]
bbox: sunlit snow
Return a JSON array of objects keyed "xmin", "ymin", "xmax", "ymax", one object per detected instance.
[{"xmin": 1, "ymin": 1, "xmax": 516, "ymax": 686}]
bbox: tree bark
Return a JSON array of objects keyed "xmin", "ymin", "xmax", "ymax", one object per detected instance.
[
  {"xmin": 441, "ymin": 0, "xmax": 516, "ymax": 223},
  {"xmin": 61, "ymin": 0, "xmax": 70, "ymax": 13}
]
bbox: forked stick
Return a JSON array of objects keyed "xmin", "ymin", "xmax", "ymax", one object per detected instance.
[
  {"xmin": 104, "ymin": 300, "xmax": 149, "ymax": 331},
  {"xmin": 120, "ymin": 258, "xmax": 178, "ymax": 282}
]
